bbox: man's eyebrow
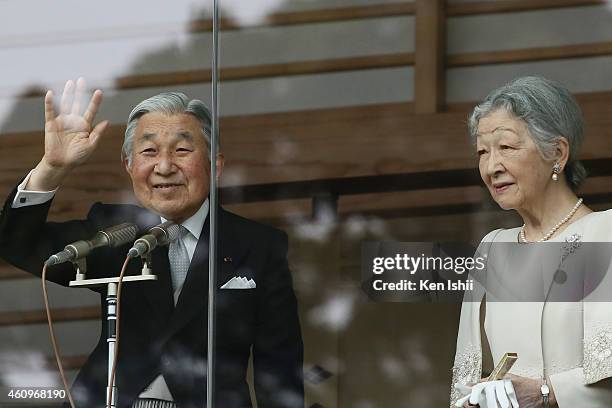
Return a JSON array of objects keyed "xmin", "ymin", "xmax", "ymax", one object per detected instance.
[
  {"xmin": 177, "ymin": 131, "xmax": 193, "ymax": 140},
  {"xmin": 140, "ymin": 133, "xmax": 157, "ymax": 141},
  {"xmin": 139, "ymin": 132, "xmax": 194, "ymax": 141}
]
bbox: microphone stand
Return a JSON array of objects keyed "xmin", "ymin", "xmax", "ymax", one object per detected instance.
[
  {"xmin": 106, "ymin": 283, "xmax": 118, "ymax": 408},
  {"xmin": 68, "ymin": 255, "xmax": 157, "ymax": 407}
]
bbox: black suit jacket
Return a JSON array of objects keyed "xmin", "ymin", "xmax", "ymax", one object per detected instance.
[{"xmin": 0, "ymin": 188, "xmax": 304, "ymax": 408}]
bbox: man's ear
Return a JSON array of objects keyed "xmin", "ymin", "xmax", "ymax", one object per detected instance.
[
  {"xmin": 215, "ymin": 153, "xmax": 225, "ymax": 183},
  {"xmin": 123, "ymin": 156, "xmax": 133, "ymax": 179}
]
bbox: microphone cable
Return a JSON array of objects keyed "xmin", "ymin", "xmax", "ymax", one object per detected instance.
[
  {"xmin": 41, "ymin": 263, "xmax": 77, "ymax": 408},
  {"xmin": 42, "ymin": 254, "xmax": 134, "ymax": 408},
  {"xmin": 107, "ymin": 255, "xmax": 131, "ymax": 408}
]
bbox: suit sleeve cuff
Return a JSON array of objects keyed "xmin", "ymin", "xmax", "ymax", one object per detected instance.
[{"xmin": 11, "ymin": 169, "xmax": 57, "ymax": 208}]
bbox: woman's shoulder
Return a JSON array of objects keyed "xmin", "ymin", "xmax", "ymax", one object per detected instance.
[
  {"xmin": 586, "ymin": 208, "xmax": 612, "ymax": 221},
  {"xmin": 479, "ymin": 209, "xmax": 612, "ymax": 243},
  {"xmin": 480, "ymin": 227, "xmax": 521, "ymax": 243},
  {"xmin": 579, "ymin": 209, "xmax": 612, "ymax": 240}
]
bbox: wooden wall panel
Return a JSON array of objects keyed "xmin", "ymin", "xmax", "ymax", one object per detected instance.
[
  {"xmin": 447, "ymin": 0, "xmax": 607, "ymax": 16},
  {"xmin": 415, "ymin": 0, "xmax": 446, "ymax": 113},
  {"xmin": 3, "ymin": 93, "xmax": 612, "ymax": 201},
  {"xmin": 448, "ymin": 5, "xmax": 612, "ymax": 54}
]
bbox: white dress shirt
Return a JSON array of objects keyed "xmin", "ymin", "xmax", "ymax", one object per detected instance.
[{"xmin": 140, "ymin": 199, "xmax": 208, "ymax": 402}]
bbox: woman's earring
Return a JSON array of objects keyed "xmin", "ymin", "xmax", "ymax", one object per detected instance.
[{"xmin": 552, "ymin": 163, "xmax": 562, "ymax": 181}]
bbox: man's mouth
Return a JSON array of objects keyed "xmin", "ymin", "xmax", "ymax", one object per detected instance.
[{"xmin": 153, "ymin": 183, "xmax": 183, "ymax": 189}]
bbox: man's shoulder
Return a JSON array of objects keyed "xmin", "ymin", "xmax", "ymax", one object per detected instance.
[
  {"xmin": 221, "ymin": 208, "xmax": 287, "ymax": 242},
  {"xmin": 87, "ymin": 202, "xmax": 160, "ymax": 231}
]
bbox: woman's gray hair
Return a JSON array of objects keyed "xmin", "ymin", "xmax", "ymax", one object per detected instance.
[
  {"xmin": 122, "ymin": 92, "xmax": 214, "ymax": 166},
  {"xmin": 468, "ymin": 76, "xmax": 587, "ymax": 191}
]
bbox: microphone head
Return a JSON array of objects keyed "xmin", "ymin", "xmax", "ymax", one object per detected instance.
[
  {"xmin": 45, "ymin": 247, "xmax": 77, "ymax": 267},
  {"xmin": 45, "ymin": 255, "xmax": 59, "ymax": 267},
  {"xmin": 151, "ymin": 221, "xmax": 181, "ymax": 245},
  {"xmin": 127, "ymin": 247, "xmax": 140, "ymax": 258},
  {"xmin": 128, "ymin": 238, "xmax": 151, "ymax": 258},
  {"xmin": 102, "ymin": 223, "xmax": 139, "ymax": 247},
  {"xmin": 164, "ymin": 223, "xmax": 181, "ymax": 242},
  {"xmin": 127, "ymin": 221, "xmax": 181, "ymax": 258}
]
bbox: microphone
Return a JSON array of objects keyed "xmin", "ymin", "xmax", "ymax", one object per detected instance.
[
  {"xmin": 128, "ymin": 221, "xmax": 180, "ymax": 258},
  {"xmin": 46, "ymin": 223, "xmax": 139, "ymax": 266}
]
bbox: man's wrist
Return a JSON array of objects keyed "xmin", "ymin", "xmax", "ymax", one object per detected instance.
[{"xmin": 27, "ymin": 159, "xmax": 69, "ymax": 191}]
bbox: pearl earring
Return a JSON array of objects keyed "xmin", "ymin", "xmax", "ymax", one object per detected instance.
[{"xmin": 552, "ymin": 163, "xmax": 561, "ymax": 181}]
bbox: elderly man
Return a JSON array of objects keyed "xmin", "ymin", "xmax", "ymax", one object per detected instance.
[{"xmin": 0, "ymin": 79, "xmax": 304, "ymax": 408}]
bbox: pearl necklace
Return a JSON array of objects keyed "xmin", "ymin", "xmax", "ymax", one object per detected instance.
[{"xmin": 519, "ymin": 198, "xmax": 583, "ymax": 243}]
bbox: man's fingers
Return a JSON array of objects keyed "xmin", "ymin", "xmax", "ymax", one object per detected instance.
[
  {"xmin": 44, "ymin": 90, "xmax": 55, "ymax": 124},
  {"xmin": 72, "ymin": 77, "xmax": 86, "ymax": 115},
  {"xmin": 83, "ymin": 90, "xmax": 103, "ymax": 124},
  {"xmin": 89, "ymin": 120, "xmax": 109, "ymax": 147},
  {"xmin": 60, "ymin": 80, "xmax": 74, "ymax": 115}
]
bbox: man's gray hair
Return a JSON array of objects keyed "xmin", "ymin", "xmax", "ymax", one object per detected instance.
[
  {"xmin": 122, "ymin": 92, "xmax": 214, "ymax": 166},
  {"xmin": 468, "ymin": 76, "xmax": 586, "ymax": 191}
]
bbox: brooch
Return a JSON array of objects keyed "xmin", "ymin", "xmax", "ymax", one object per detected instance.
[{"xmin": 562, "ymin": 233, "xmax": 582, "ymax": 262}]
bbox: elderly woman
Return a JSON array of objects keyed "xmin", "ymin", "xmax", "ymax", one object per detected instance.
[{"xmin": 450, "ymin": 76, "xmax": 612, "ymax": 407}]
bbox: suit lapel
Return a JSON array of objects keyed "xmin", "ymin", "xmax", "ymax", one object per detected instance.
[
  {"xmin": 131, "ymin": 208, "xmax": 174, "ymax": 327},
  {"xmin": 148, "ymin": 246, "xmax": 175, "ymax": 321},
  {"xmin": 169, "ymin": 215, "xmax": 210, "ymax": 331},
  {"xmin": 163, "ymin": 208, "xmax": 251, "ymax": 339}
]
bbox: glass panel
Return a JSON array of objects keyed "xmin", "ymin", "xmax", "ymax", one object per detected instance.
[{"xmin": 215, "ymin": 1, "xmax": 612, "ymax": 407}]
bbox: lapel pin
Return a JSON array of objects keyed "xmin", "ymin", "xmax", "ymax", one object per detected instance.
[{"xmin": 223, "ymin": 256, "xmax": 233, "ymax": 263}]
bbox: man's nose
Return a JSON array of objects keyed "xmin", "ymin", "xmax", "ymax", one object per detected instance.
[{"xmin": 154, "ymin": 153, "xmax": 176, "ymax": 175}]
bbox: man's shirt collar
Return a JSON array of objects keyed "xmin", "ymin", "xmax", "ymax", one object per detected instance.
[{"xmin": 160, "ymin": 198, "xmax": 209, "ymax": 240}]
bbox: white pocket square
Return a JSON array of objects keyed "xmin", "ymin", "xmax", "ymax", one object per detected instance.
[{"xmin": 220, "ymin": 276, "xmax": 256, "ymax": 289}]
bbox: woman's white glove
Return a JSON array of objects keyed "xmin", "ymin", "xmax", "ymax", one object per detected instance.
[{"xmin": 454, "ymin": 379, "xmax": 520, "ymax": 407}]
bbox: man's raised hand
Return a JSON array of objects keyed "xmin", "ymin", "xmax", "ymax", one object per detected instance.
[
  {"xmin": 43, "ymin": 78, "xmax": 108, "ymax": 169},
  {"xmin": 28, "ymin": 78, "xmax": 109, "ymax": 191}
]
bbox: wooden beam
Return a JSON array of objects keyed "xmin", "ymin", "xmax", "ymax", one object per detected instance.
[
  {"xmin": 46, "ymin": 354, "xmax": 87, "ymax": 371},
  {"xmin": 12, "ymin": 40, "xmax": 612, "ymax": 99},
  {"xmin": 0, "ymin": 263, "xmax": 31, "ymax": 280},
  {"xmin": 115, "ymin": 53, "xmax": 415, "ymax": 90},
  {"xmin": 106, "ymin": 42, "xmax": 612, "ymax": 89},
  {"xmin": 447, "ymin": 0, "xmax": 607, "ymax": 16},
  {"xmin": 414, "ymin": 0, "xmax": 446, "ymax": 113},
  {"xmin": 448, "ymin": 41, "xmax": 612, "ymax": 67},
  {"xmin": 190, "ymin": 3, "xmax": 416, "ymax": 32},
  {"xmin": 0, "ymin": 306, "xmax": 100, "ymax": 326},
  {"xmin": 2, "ymin": 92, "xmax": 612, "ymax": 197}
]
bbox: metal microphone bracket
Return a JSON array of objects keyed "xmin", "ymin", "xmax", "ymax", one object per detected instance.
[
  {"xmin": 68, "ymin": 259, "xmax": 158, "ymax": 408},
  {"xmin": 71, "ymin": 258, "xmax": 87, "ymax": 281},
  {"xmin": 140, "ymin": 254, "xmax": 153, "ymax": 276}
]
